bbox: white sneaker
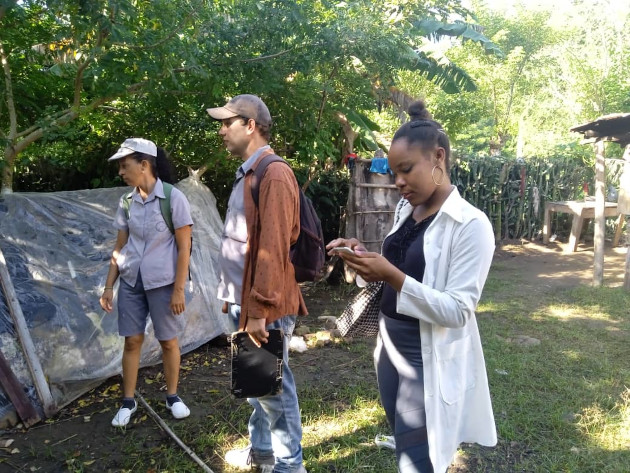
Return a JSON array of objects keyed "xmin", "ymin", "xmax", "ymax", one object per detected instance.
[
  {"xmin": 374, "ymin": 434, "xmax": 396, "ymax": 450},
  {"xmin": 111, "ymin": 401, "xmax": 137, "ymax": 427},
  {"xmin": 166, "ymin": 399, "xmax": 190, "ymax": 419}
]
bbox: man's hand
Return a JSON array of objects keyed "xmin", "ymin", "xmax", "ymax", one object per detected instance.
[{"xmin": 245, "ymin": 317, "xmax": 269, "ymax": 346}]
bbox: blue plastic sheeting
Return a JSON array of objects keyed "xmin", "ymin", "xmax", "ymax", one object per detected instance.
[{"xmin": 0, "ymin": 176, "xmax": 230, "ymax": 425}]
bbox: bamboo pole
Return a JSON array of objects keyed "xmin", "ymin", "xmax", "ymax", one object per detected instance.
[
  {"xmin": 593, "ymin": 141, "xmax": 606, "ymax": 286},
  {"xmin": 135, "ymin": 392, "xmax": 215, "ymax": 473},
  {"xmin": 0, "ymin": 247, "xmax": 57, "ymax": 417}
]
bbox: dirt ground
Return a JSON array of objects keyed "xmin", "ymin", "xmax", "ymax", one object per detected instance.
[{"xmin": 0, "ymin": 239, "xmax": 627, "ymax": 473}]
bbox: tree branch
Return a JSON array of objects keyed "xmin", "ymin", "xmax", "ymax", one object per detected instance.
[
  {"xmin": 317, "ymin": 64, "xmax": 338, "ymax": 131},
  {"xmin": 240, "ymin": 48, "xmax": 293, "ymax": 63},
  {"xmin": 0, "ymin": 40, "xmax": 17, "ymax": 140},
  {"xmin": 73, "ymin": 26, "xmax": 108, "ymax": 109},
  {"xmin": 503, "ymin": 56, "xmax": 529, "ymax": 134},
  {"xmin": 14, "ymin": 80, "xmax": 148, "ymax": 155}
]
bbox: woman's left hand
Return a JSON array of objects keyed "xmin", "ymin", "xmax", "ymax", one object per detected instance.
[
  {"xmin": 339, "ymin": 250, "xmax": 405, "ymax": 289},
  {"xmin": 170, "ymin": 287, "xmax": 186, "ymax": 315}
]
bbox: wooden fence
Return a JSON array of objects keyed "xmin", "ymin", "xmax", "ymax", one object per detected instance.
[{"xmin": 343, "ymin": 155, "xmax": 625, "ymax": 245}]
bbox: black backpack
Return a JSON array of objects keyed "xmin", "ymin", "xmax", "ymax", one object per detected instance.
[{"xmin": 251, "ymin": 154, "xmax": 326, "ymax": 282}]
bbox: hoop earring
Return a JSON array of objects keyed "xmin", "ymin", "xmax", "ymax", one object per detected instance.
[{"xmin": 431, "ymin": 165, "xmax": 444, "ymax": 186}]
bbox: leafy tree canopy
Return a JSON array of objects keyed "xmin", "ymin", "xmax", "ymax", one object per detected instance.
[{"xmin": 1, "ymin": 0, "xmax": 500, "ymax": 193}]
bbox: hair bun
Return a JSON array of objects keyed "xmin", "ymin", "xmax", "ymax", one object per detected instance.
[{"xmin": 408, "ymin": 100, "xmax": 432, "ymax": 121}]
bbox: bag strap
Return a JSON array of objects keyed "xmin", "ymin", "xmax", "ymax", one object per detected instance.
[
  {"xmin": 394, "ymin": 198, "xmax": 408, "ymax": 227},
  {"xmin": 160, "ymin": 182, "xmax": 174, "ymax": 234},
  {"xmin": 251, "ymin": 153, "xmax": 288, "ymax": 207},
  {"xmin": 122, "ymin": 192, "xmax": 133, "ymax": 221},
  {"xmin": 122, "ymin": 183, "xmax": 174, "ymax": 235}
]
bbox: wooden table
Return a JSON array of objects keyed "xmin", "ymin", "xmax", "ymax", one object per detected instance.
[{"xmin": 543, "ymin": 200, "xmax": 625, "ymax": 252}]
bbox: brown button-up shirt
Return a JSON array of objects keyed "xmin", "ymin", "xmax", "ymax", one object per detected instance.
[{"xmin": 238, "ymin": 150, "xmax": 308, "ymax": 328}]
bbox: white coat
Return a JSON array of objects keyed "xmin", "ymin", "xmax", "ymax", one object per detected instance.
[{"xmin": 387, "ymin": 187, "xmax": 497, "ymax": 473}]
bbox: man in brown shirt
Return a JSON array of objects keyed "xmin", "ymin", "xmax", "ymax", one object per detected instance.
[{"xmin": 208, "ymin": 94, "xmax": 307, "ymax": 473}]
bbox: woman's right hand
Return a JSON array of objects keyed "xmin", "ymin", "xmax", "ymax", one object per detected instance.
[
  {"xmin": 100, "ymin": 288, "xmax": 114, "ymax": 313},
  {"xmin": 326, "ymin": 238, "xmax": 367, "ymax": 255}
]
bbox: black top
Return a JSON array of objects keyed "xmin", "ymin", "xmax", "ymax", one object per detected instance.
[{"xmin": 380, "ymin": 213, "xmax": 437, "ymax": 323}]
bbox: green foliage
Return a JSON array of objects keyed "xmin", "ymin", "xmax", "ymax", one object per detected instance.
[
  {"xmin": 414, "ymin": 18, "xmax": 503, "ymax": 56},
  {"xmin": 2, "ymin": 0, "xmax": 503, "ymax": 193}
]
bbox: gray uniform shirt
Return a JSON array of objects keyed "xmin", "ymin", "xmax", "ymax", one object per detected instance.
[
  {"xmin": 113, "ymin": 178, "xmax": 193, "ymax": 290},
  {"xmin": 217, "ymin": 145, "xmax": 270, "ymax": 304}
]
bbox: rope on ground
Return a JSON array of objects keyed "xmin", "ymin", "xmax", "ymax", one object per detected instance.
[{"xmin": 135, "ymin": 391, "xmax": 215, "ymax": 473}]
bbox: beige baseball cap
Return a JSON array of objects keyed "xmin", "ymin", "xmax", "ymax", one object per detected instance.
[
  {"xmin": 108, "ymin": 138, "xmax": 157, "ymax": 161},
  {"xmin": 206, "ymin": 94, "xmax": 272, "ymax": 127}
]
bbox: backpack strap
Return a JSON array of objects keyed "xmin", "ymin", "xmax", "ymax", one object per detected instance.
[
  {"xmin": 251, "ymin": 154, "xmax": 287, "ymax": 206},
  {"xmin": 122, "ymin": 184, "xmax": 174, "ymax": 235},
  {"xmin": 160, "ymin": 182, "xmax": 175, "ymax": 234},
  {"xmin": 122, "ymin": 191, "xmax": 133, "ymax": 221}
]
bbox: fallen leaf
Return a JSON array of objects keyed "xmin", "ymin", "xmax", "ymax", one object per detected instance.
[
  {"xmin": 83, "ymin": 460, "xmax": 96, "ymax": 466},
  {"xmin": 133, "ymin": 414, "xmax": 148, "ymax": 424},
  {"xmin": 144, "ymin": 378, "xmax": 155, "ymax": 384},
  {"xmin": 0, "ymin": 439, "xmax": 14, "ymax": 448},
  {"xmin": 10, "ymin": 448, "xmax": 19, "ymax": 454}
]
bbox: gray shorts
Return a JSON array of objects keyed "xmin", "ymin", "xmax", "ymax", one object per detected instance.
[{"xmin": 117, "ymin": 271, "xmax": 182, "ymax": 341}]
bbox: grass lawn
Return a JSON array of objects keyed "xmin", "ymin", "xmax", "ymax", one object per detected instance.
[
  {"xmin": 5, "ymin": 246, "xmax": 630, "ymax": 473},
  {"xmin": 471, "ymin": 262, "xmax": 630, "ymax": 472}
]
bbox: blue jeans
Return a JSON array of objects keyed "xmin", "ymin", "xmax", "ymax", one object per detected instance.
[{"xmin": 229, "ymin": 304, "xmax": 304, "ymax": 473}]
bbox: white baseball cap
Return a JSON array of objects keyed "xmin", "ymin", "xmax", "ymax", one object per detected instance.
[{"xmin": 108, "ymin": 138, "xmax": 157, "ymax": 161}]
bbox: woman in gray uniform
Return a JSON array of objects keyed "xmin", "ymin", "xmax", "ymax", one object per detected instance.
[{"xmin": 99, "ymin": 138, "xmax": 193, "ymax": 427}]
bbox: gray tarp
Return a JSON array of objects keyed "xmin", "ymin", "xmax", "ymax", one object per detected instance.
[{"xmin": 0, "ymin": 176, "xmax": 229, "ymax": 425}]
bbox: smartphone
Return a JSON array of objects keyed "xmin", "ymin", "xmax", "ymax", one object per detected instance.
[{"xmin": 331, "ymin": 246, "xmax": 355, "ymax": 255}]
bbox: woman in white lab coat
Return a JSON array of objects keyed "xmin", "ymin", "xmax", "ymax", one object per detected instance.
[{"xmin": 327, "ymin": 101, "xmax": 496, "ymax": 473}]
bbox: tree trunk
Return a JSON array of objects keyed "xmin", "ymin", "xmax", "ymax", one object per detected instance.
[
  {"xmin": 593, "ymin": 141, "xmax": 606, "ymax": 286},
  {"xmin": 516, "ymin": 117, "xmax": 525, "ymax": 158},
  {"xmin": 1, "ymin": 145, "xmax": 16, "ymax": 194},
  {"xmin": 335, "ymin": 112, "xmax": 358, "ymax": 164}
]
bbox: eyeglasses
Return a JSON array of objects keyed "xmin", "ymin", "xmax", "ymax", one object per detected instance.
[{"xmin": 222, "ymin": 116, "xmax": 249, "ymax": 128}]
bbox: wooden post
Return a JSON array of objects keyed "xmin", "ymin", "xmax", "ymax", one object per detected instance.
[
  {"xmin": 593, "ymin": 141, "xmax": 606, "ymax": 286},
  {"xmin": 621, "ymin": 145, "xmax": 630, "ymax": 290},
  {"xmin": 0, "ymin": 350, "xmax": 40, "ymax": 427},
  {"xmin": 0, "ymin": 248, "xmax": 57, "ymax": 417}
]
